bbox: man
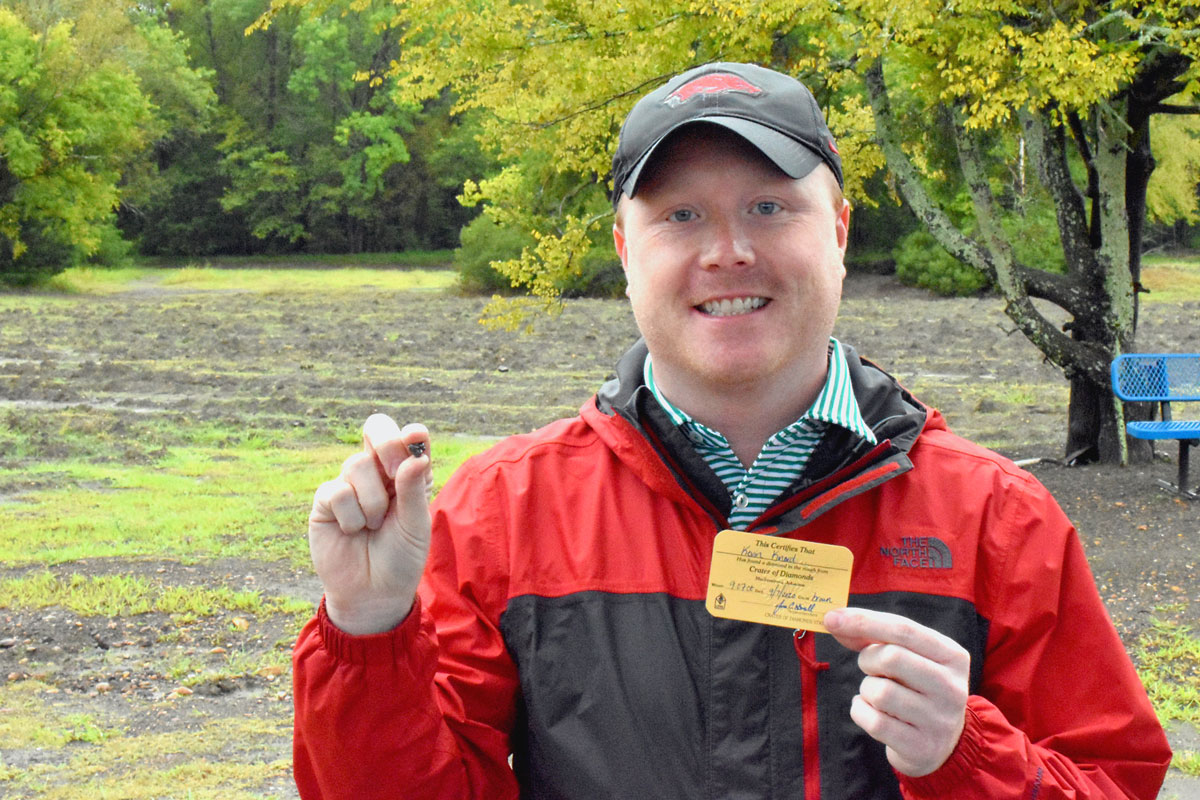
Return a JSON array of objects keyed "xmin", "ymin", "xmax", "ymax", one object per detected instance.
[{"xmin": 293, "ymin": 62, "xmax": 1171, "ymax": 799}]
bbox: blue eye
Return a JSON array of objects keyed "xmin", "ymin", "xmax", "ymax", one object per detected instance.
[
  {"xmin": 669, "ymin": 209, "xmax": 695, "ymax": 222},
  {"xmin": 754, "ymin": 201, "xmax": 780, "ymax": 215}
]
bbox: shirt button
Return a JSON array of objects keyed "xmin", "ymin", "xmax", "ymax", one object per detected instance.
[
  {"xmin": 734, "ymin": 493, "xmax": 749, "ymax": 509},
  {"xmin": 687, "ymin": 430, "xmax": 705, "ymax": 445}
]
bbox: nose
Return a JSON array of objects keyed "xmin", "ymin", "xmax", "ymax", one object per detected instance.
[{"xmin": 700, "ymin": 215, "xmax": 755, "ymax": 270}]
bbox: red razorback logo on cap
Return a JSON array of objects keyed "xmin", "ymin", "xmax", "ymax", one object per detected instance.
[{"xmin": 665, "ymin": 73, "xmax": 763, "ymax": 107}]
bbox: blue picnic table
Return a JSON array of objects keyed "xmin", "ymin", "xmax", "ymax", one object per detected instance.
[{"xmin": 1111, "ymin": 353, "xmax": 1200, "ymax": 499}]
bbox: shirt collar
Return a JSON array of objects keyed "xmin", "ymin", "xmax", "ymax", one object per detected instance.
[{"xmin": 643, "ymin": 338, "xmax": 877, "ymax": 447}]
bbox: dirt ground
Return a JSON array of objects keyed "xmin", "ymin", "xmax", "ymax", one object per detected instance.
[{"xmin": 0, "ymin": 270, "xmax": 1196, "ymax": 797}]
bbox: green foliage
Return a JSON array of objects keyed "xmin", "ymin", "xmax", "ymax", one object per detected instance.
[
  {"xmin": 1004, "ymin": 196, "xmax": 1067, "ymax": 276},
  {"xmin": 253, "ymin": 0, "xmax": 1200, "ymax": 349},
  {"xmin": 890, "ymin": 145, "xmax": 1065, "ymax": 295},
  {"xmin": 894, "ymin": 229, "xmax": 989, "ymax": 296},
  {"xmin": 217, "ymin": 0, "xmax": 417, "ymax": 251},
  {"xmin": 126, "ymin": 131, "xmax": 246, "ymax": 257},
  {"xmin": 1148, "ymin": 109, "xmax": 1200, "ymax": 225},
  {"xmin": 218, "ymin": 140, "xmax": 307, "ymax": 245},
  {"xmin": 0, "ymin": 224, "xmax": 77, "ymax": 286},
  {"xmin": 0, "ymin": 7, "xmax": 153, "ymax": 282},
  {"xmin": 455, "ymin": 210, "xmax": 624, "ymax": 299},
  {"xmin": 0, "ymin": 2, "xmax": 216, "ymax": 284},
  {"xmin": 563, "ymin": 242, "xmax": 625, "ymax": 299},
  {"xmin": 455, "ymin": 213, "xmax": 533, "ymax": 294},
  {"xmin": 847, "ymin": 172, "xmax": 920, "ymax": 272},
  {"xmin": 147, "ymin": 0, "xmax": 481, "ymax": 257}
]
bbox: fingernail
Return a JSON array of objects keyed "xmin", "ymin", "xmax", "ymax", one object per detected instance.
[{"xmin": 824, "ymin": 609, "xmax": 845, "ymax": 628}]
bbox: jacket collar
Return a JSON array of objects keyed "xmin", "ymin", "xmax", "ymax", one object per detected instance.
[{"xmin": 589, "ymin": 338, "xmax": 930, "ymax": 526}]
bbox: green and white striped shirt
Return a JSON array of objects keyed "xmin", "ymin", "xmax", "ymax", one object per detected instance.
[{"xmin": 645, "ymin": 338, "xmax": 877, "ymax": 529}]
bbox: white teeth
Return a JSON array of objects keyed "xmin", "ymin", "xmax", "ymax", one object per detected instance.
[{"xmin": 700, "ymin": 297, "xmax": 766, "ymax": 317}]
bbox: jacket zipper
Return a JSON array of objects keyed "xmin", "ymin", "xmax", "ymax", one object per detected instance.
[{"xmin": 793, "ymin": 630, "xmax": 829, "ymax": 800}]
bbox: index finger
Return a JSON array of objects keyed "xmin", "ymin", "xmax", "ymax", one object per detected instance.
[
  {"xmin": 823, "ymin": 608, "xmax": 962, "ymax": 664},
  {"xmin": 362, "ymin": 414, "xmax": 428, "ymax": 479}
]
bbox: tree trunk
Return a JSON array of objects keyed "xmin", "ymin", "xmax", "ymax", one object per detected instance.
[
  {"xmin": 1065, "ymin": 376, "xmax": 1126, "ymax": 464},
  {"xmin": 203, "ymin": 0, "xmax": 227, "ymax": 104},
  {"xmin": 266, "ymin": 27, "xmax": 278, "ymax": 134}
]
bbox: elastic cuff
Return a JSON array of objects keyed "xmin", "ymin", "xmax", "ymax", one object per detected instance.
[
  {"xmin": 316, "ymin": 594, "xmax": 427, "ymax": 665},
  {"xmin": 896, "ymin": 703, "xmax": 986, "ymax": 797}
]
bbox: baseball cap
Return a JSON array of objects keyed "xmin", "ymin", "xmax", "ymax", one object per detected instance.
[{"xmin": 611, "ymin": 62, "xmax": 843, "ymax": 207}]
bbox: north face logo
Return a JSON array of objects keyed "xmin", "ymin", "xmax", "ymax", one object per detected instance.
[{"xmin": 880, "ymin": 536, "xmax": 953, "ymax": 569}]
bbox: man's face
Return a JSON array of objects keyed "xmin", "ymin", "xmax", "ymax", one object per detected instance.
[{"xmin": 613, "ymin": 127, "xmax": 850, "ymax": 404}]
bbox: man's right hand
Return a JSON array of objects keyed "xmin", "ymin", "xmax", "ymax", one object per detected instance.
[{"xmin": 308, "ymin": 414, "xmax": 433, "ymax": 634}]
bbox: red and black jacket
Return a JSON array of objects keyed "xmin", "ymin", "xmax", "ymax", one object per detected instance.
[{"xmin": 293, "ymin": 341, "xmax": 1170, "ymax": 799}]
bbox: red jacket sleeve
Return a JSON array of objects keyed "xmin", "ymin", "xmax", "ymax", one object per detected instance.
[
  {"xmin": 292, "ymin": 464, "xmax": 521, "ymax": 800},
  {"xmin": 898, "ymin": 474, "xmax": 1171, "ymax": 800}
]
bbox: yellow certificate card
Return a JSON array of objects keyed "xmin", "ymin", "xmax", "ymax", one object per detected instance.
[{"xmin": 706, "ymin": 529, "xmax": 853, "ymax": 633}]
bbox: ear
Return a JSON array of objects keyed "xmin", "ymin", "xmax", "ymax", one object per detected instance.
[
  {"xmin": 835, "ymin": 199, "xmax": 850, "ymax": 257},
  {"xmin": 613, "ymin": 223, "xmax": 629, "ymax": 271}
]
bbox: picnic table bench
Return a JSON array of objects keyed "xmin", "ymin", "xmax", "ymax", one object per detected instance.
[{"xmin": 1111, "ymin": 353, "xmax": 1200, "ymax": 499}]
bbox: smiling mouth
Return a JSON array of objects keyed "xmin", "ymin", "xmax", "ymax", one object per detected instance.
[{"xmin": 698, "ymin": 297, "xmax": 768, "ymax": 317}]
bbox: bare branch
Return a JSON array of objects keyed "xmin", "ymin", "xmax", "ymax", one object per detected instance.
[
  {"xmin": 1067, "ymin": 111, "xmax": 1102, "ymax": 249},
  {"xmin": 955, "ymin": 110, "xmax": 1103, "ymax": 381},
  {"xmin": 1153, "ymin": 103, "xmax": 1200, "ymax": 115},
  {"xmin": 862, "ymin": 60, "xmax": 1097, "ymax": 341},
  {"xmin": 529, "ymin": 70, "xmax": 693, "ymax": 131},
  {"xmin": 861, "ymin": 59, "xmax": 993, "ymax": 277},
  {"xmin": 1020, "ymin": 109, "xmax": 1097, "ymax": 282},
  {"xmin": 524, "ymin": 13, "xmax": 688, "ymax": 49},
  {"xmin": 1016, "ymin": 265, "xmax": 1090, "ymax": 313}
]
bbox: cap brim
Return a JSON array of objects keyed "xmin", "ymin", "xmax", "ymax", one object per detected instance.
[{"xmin": 620, "ymin": 116, "xmax": 824, "ymax": 200}]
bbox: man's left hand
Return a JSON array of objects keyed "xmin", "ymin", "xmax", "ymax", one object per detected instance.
[{"xmin": 824, "ymin": 607, "xmax": 969, "ymax": 777}]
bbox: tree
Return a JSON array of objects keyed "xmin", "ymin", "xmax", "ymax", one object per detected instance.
[
  {"xmin": 216, "ymin": 0, "xmax": 413, "ymax": 251},
  {"xmin": 0, "ymin": 7, "xmax": 151, "ymax": 281},
  {"xmin": 837, "ymin": 1, "xmax": 1200, "ymax": 465},
  {"xmin": 259, "ymin": 0, "xmax": 1199, "ymax": 462},
  {"xmin": 0, "ymin": 1, "xmax": 214, "ymax": 281},
  {"xmin": 139, "ymin": 0, "xmax": 482, "ymax": 256}
]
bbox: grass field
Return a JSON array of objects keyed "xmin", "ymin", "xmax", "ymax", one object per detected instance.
[{"xmin": 1, "ymin": 257, "xmax": 1198, "ymax": 797}]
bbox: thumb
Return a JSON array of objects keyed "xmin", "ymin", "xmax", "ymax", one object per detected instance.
[{"xmin": 392, "ymin": 426, "xmax": 432, "ymax": 515}]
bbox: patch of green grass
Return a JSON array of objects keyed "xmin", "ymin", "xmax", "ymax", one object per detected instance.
[
  {"xmin": 987, "ymin": 385, "xmax": 1040, "ymax": 405},
  {"xmin": 41, "ymin": 267, "xmax": 153, "ymax": 295},
  {"xmin": 170, "ymin": 646, "xmax": 291, "ymax": 689},
  {"xmin": 0, "ymin": 699, "xmax": 292, "ymax": 799},
  {"xmin": 0, "ymin": 681, "xmax": 73, "ymax": 748},
  {"xmin": 0, "ymin": 682, "xmax": 122, "ymax": 749},
  {"xmin": 0, "ymin": 433, "xmax": 495, "ymax": 568},
  {"xmin": 1142, "ymin": 254, "xmax": 1200, "ymax": 304},
  {"xmin": 163, "ymin": 653, "xmax": 207, "ymax": 683},
  {"xmin": 156, "ymin": 266, "xmax": 456, "ymax": 293},
  {"xmin": 0, "ymin": 444, "xmax": 335, "ymax": 567},
  {"xmin": 1134, "ymin": 615, "xmax": 1200, "ymax": 775},
  {"xmin": 0, "ymin": 408, "xmax": 308, "ymax": 471},
  {"xmin": 60, "ymin": 713, "xmax": 117, "ymax": 745},
  {"xmin": 0, "ymin": 572, "xmax": 309, "ymax": 619},
  {"xmin": 144, "ymin": 249, "xmax": 454, "ymax": 269},
  {"xmin": 1175, "ymin": 750, "xmax": 1200, "ymax": 777},
  {"xmin": 2, "ymin": 260, "xmax": 458, "ymax": 299}
]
